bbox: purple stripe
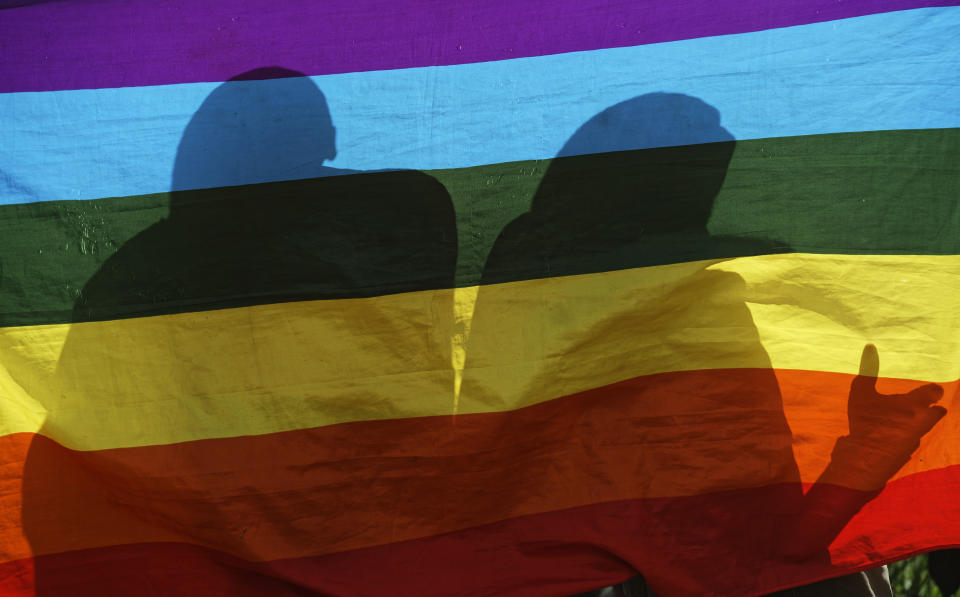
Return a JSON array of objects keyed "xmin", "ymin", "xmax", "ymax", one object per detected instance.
[{"xmin": 0, "ymin": 0, "xmax": 955, "ymax": 93}]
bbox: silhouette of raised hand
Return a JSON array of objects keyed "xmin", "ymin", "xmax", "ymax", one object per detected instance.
[
  {"xmin": 779, "ymin": 344, "xmax": 946, "ymax": 561},
  {"xmin": 829, "ymin": 344, "xmax": 946, "ymax": 491}
]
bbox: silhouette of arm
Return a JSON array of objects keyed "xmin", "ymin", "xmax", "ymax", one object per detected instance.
[{"xmin": 780, "ymin": 344, "xmax": 946, "ymax": 559}]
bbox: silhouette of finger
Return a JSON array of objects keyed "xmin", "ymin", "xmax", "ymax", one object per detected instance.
[
  {"xmin": 919, "ymin": 404, "xmax": 948, "ymax": 429},
  {"xmin": 903, "ymin": 382, "xmax": 945, "ymax": 407},
  {"xmin": 850, "ymin": 343, "xmax": 880, "ymax": 396},
  {"xmin": 858, "ymin": 343, "xmax": 879, "ymax": 376},
  {"xmin": 893, "ymin": 385, "xmax": 947, "ymax": 435}
]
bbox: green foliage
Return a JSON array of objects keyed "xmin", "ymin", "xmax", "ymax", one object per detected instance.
[{"xmin": 890, "ymin": 554, "xmax": 954, "ymax": 597}]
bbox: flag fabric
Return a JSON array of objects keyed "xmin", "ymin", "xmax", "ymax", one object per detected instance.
[{"xmin": 0, "ymin": 1, "xmax": 958, "ymax": 595}]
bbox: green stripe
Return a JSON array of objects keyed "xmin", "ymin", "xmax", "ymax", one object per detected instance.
[{"xmin": 1, "ymin": 128, "xmax": 956, "ymax": 327}]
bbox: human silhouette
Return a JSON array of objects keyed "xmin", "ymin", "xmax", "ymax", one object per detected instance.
[
  {"xmin": 67, "ymin": 67, "xmax": 455, "ymax": 321},
  {"xmin": 465, "ymin": 93, "xmax": 944, "ymax": 596},
  {"xmin": 14, "ymin": 82, "xmax": 944, "ymax": 596},
  {"xmin": 480, "ymin": 93, "xmax": 783, "ymax": 286},
  {"xmin": 459, "ymin": 93, "xmax": 797, "ymax": 594},
  {"xmin": 21, "ymin": 67, "xmax": 457, "ymax": 595}
]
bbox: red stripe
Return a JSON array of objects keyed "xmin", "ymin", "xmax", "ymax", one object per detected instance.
[
  {"xmin": 2, "ymin": 467, "xmax": 960, "ymax": 596},
  {"xmin": 2, "ymin": 368, "xmax": 955, "ymax": 566}
]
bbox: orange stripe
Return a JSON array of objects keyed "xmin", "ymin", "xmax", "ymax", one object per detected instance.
[{"xmin": 2, "ymin": 368, "xmax": 955, "ymax": 563}]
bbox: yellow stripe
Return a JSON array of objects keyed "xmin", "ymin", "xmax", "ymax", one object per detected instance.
[{"xmin": 1, "ymin": 253, "xmax": 957, "ymax": 450}]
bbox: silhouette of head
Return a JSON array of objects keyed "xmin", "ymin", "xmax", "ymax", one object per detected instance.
[
  {"xmin": 537, "ymin": 93, "xmax": 735, "ymax": 235},
  {"xmin": 171, "ymin": 67, "xmax": 336, "ymax": 195},
  {"xmin": 557, "ymin": 92, "xmax": 733, "ymax": 158}
]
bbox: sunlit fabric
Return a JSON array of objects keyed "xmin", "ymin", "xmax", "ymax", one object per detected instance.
[{"xmin": 0, "ymin": 2, "xmax": 958, "ymax": 595}]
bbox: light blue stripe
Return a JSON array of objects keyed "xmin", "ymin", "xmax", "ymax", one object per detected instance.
[{"xmin": 1, "ymin": 7, "xmax": 958, "ymax": 205}]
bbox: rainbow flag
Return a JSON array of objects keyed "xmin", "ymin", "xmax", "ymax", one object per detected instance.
[{"xmin": 1, "ymin": 1, "xmax": 958, "ymax": 595}]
